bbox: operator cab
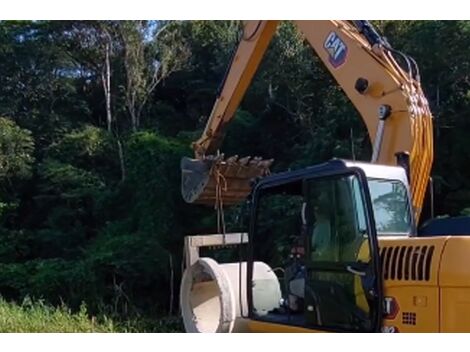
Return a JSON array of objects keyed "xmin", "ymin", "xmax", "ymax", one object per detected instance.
[{"xmin": 246, "ymin": 159, "xmax": 411, "ymax": 332}]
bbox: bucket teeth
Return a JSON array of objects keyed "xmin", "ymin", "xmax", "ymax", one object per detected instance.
[
  {"xmin": 181, "ymin": 154, "xmax": 273, "ymax": 206},
  {"xmin": 259, "ymin": 159, "xmax": 274, "ymax": 169},
  {"xmin": 238, "ymin": 156, "xmax": 251, "ymax": 166},
  {"xmin": 226, "ymin": 155, "xmax": 239, "ymax": 164}
]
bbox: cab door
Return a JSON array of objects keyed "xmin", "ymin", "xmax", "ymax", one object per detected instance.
[
  {"xmin": 303, "ymin": 169, "xmax": 382, "ymax": 332},
  {"xmin": 247, "ymin": 165, "xmax": 382, "ymax": 332}
]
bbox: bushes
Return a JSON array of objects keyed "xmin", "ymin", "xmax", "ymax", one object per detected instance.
[
  {"xmin": 0, "ymin": 298, "xmax": 115, "ymax": 333},
  {"xmin": 0, "ymin": 128, "xmax": 193, "ymax": 318}
]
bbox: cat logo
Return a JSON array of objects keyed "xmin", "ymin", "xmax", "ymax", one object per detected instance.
[{"xmin": 324, "ymin": 31, "xmax": 348, "ymax": 68}]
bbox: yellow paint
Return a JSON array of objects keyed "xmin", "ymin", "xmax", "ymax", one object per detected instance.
[
  {"xmin": 246, "ymin": 320, "xmax": 323, "ymax": 333},
  {"xmin": 438, "ymin": 237, "xmax": 470, "ymax": 286},
  {"xmin": 440, "ymin": 288, "xmax": 470, "ymax": 332}
]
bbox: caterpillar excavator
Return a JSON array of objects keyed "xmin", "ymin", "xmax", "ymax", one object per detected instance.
[{"xmin": 179, "ymin": 21, "xmax": 470, "ymax": 333}]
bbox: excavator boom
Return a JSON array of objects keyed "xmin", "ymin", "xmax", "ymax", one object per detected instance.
[{"xmin": 181, "ymin": 20, "xmax": 433, "ymax": 222}]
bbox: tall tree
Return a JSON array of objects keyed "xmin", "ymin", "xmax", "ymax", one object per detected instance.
[{"xmin": 119, "ymin": 20, "xmax": 190, "ymax": 131}]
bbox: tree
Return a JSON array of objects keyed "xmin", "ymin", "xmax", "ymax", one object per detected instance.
[
  {"xmin": 0, "ymin": 117, "xmax": 34, "ymax": 182},
  {"xmin": 48, "ymin": 21, "xmax": 118, "ymax": 133},
  {"xmin": 0, "ymin": 117, "xmax": 34, "ymax": 220},
  {"xmin": 118, "ymin": 21, "xmax": 190, "ymax": 131}
]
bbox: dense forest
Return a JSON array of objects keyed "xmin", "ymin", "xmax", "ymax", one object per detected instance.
[{"xmin": 0, "ymin": 20, "xmax": 469, "ymax": 323}]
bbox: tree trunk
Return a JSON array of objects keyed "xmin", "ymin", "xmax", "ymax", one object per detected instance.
[
  {"xmin": 169, "ymin": 253, "xmax": 174, "ymax": 316},
  {"xmin": 104, "ymin": 41, "xmax": 112, "ymax": 133},
  {"xmin": 117, "ymin": 138, "xmax": 126, "ymax": 182},
  {"xmin": 130, "ymin": 106, "xmax": 137, "ymax": 132}
]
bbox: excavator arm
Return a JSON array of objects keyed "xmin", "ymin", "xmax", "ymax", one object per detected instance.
[
  {"xmin": 192, "ymin": 21, "xmax": 279, "ymax": 157},
  {"xmin": 181, "ymin": 20, "xmax": 433, "ymax": 222},
  {"xmin": 181, "ymin": 21, "xmax": 279, "ymax": 206}
]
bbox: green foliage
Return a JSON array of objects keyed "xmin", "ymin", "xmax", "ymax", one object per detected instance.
[
  {"xmin": 0, "ymin": 297, "xmax": 115, "ymax": 333},
  {"xmin": 0, "ymin": 117, "xmax": 35, "ymax": 219},
  {"xmin": 39, "ymin": 160, "xmax": 105, "ymax": 197},
  {"xmin": 124, "ymin": 131, "xmax": 189, "ymax": 236},
  {"xmin": 0, "ymin": 117, "xmax": 34, "ymax": 180},
  {"xmin": 0, "ymin": 297, "xmax": 183, "ymax": 332},
  {"xmin": 47, "ymin": 125, "xmax": 113, "ymax": 164}
]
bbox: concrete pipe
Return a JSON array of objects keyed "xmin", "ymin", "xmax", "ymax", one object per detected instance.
[{"xmin": 180, "ymin": 257, "xmax": 281, "ymax": 333}]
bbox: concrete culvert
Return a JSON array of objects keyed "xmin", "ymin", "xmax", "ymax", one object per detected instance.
[{"xmin": 180, "ymin": 258, "xmax": 282, "ymax": 333}]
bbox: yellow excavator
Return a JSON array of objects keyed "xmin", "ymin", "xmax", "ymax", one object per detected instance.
[{"xmin": 179, "ymin": 21, "xmax": 470, "ymax": 333}]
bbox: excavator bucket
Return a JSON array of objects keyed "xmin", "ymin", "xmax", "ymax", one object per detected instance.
[{"xmin": 181, "ymin": 155, "xmax": 273, "ymax": 206}]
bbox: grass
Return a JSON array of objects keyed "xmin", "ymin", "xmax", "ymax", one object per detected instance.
[{"xmin": 0, "ymin": 297, "xmax": 183, "ymax": 333}]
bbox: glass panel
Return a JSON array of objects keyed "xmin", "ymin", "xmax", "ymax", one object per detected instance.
[
  {"xmin": 304, "ymin": 174, "xmax": 374, "ymax": 332},
  {"xmin": 251, "ymin": 181, "xmax": 307, "ymax": 325},
  {"xmin": 368, "ymin": 179, "xmax": 411, "ymax": 235},
  {"xmin": 308, "ymin": 176, "xmax": 369, "ymax": 264}
]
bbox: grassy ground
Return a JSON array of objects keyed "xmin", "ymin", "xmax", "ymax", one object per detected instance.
[{"xmin": 0, "ymin": 297, "xmax": 183, "ymax": 333}]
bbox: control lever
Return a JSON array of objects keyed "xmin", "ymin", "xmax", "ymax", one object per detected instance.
[{"xmin": 347, "ymin": 265, "xmax": 366, "ymax": 276}]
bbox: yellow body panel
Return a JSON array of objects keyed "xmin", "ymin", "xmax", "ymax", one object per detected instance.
[
  {"xmin": 438, "ymin": 237, "xmax": 470, "ymax": 332},
  {"xmin": 246, "ymin": 320, "xmax": 322, "ymax": 333},
  {"xmin": 440, "ymin": 288, "xmax": 470, "ymax": 332},
  {"xmin": 438, "ymin": 237, "xmax": 470, "ymax": 286}
]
